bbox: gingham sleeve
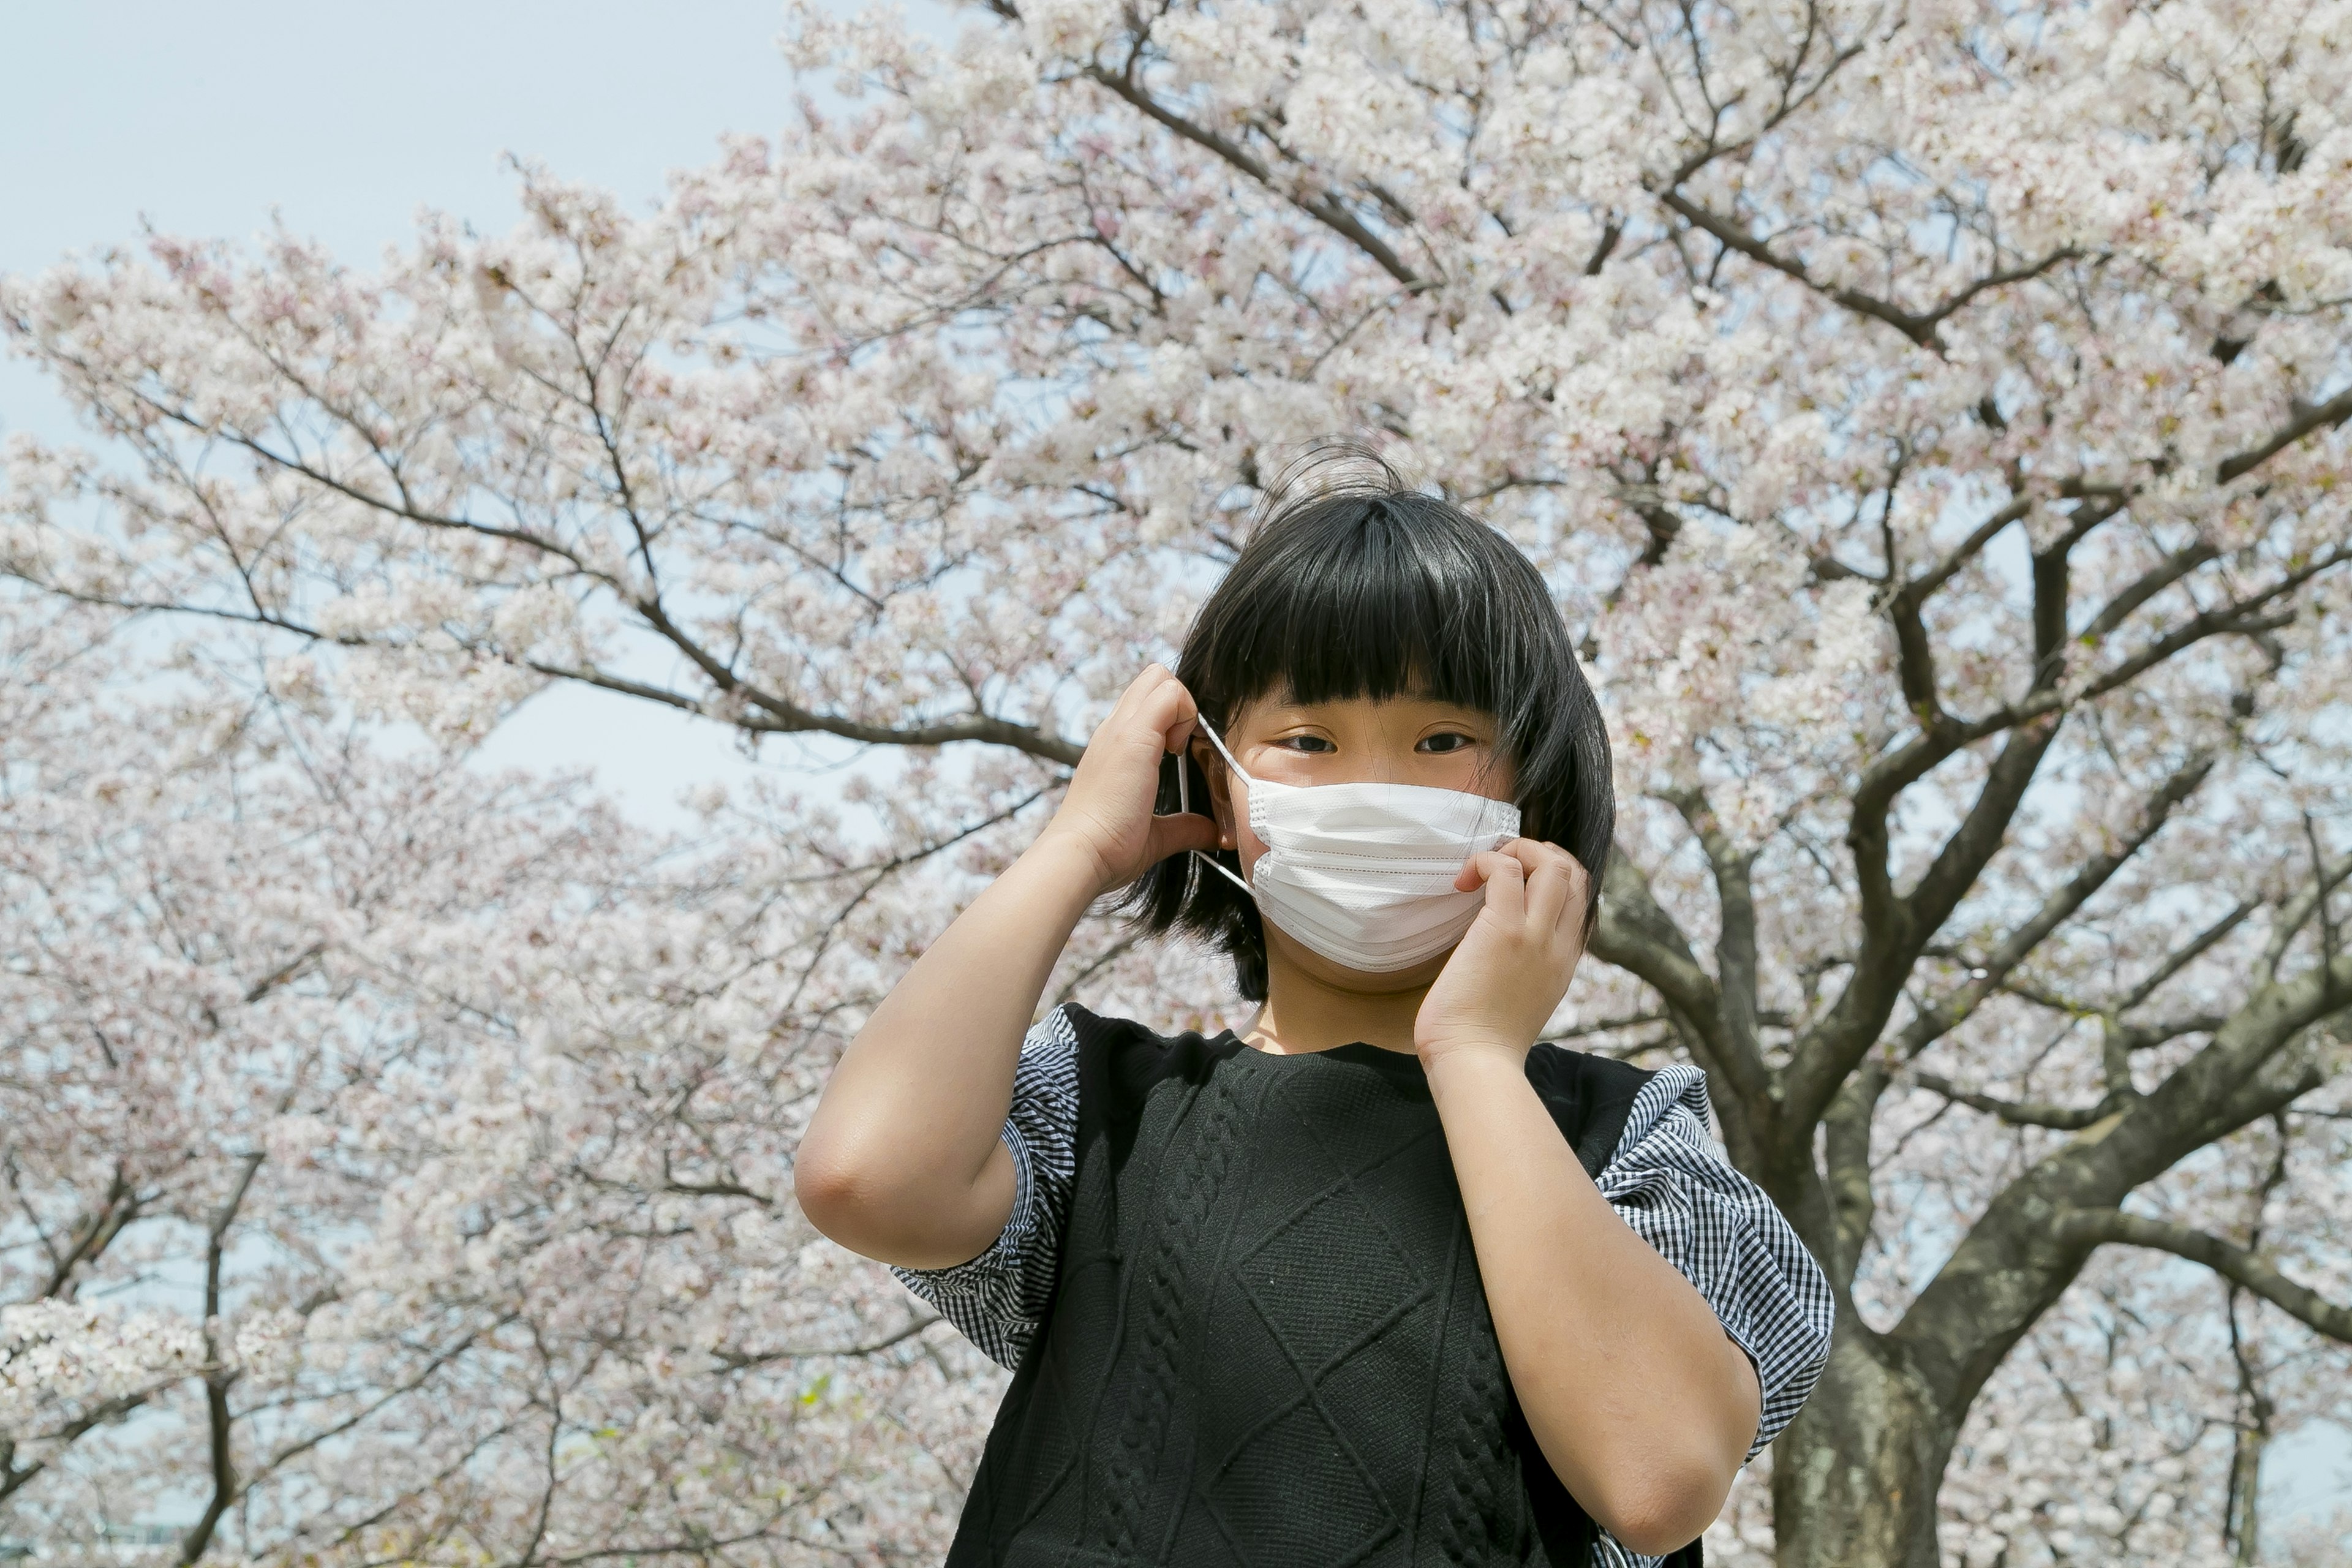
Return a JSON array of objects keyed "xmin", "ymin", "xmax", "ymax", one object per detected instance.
[
  {"xmin": 1593, "ymin": 1063, "xmax": 1836, "ymax": 1461},
  {"xmin": 1581, "ymin": 1065, "xmax": 1834, "ymax": 1568},
  {"xmin": 887, "ymin": 1006, "xmax": 1080, "ymax": 1372}
]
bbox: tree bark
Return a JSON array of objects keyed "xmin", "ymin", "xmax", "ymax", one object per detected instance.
[{"xmin": 1771, "ymin": 1327, "xmax": 1953, "ymax": 1568}]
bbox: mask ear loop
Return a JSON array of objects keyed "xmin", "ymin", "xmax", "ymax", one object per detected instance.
[{"xmin": 1177, "ymin": 715, "xmax": 1257, "ymax": 900}]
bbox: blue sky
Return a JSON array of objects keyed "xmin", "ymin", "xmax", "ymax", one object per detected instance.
[{"xmin": 0, "ymin": 0, "xmax": 938, "ymax": 829}]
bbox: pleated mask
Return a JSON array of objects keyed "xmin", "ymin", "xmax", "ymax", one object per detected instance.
[{"xmin": 1179, "ymin": 714, "xmax": 1520, "ymax": 973}]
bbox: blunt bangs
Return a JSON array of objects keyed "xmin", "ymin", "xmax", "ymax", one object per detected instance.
[
  {"xmin": 1199, "ymin": 492, "xmax": 1529, "ymax": 722},
  {"xmin": 1125, "ymin": 451, "xmax": 1615, "ymax": 1002}
]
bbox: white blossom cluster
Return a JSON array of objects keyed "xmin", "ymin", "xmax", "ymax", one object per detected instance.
[
  {"xmin": 0, "ymin": 1302, "xmax": 206, "ymax": 1438},
  {"xmin": 0, "ymin": 597, "xmax": 1146, "ymax": 1559}
]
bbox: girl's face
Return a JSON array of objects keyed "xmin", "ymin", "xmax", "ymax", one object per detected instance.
[{"xmin": 1194, "ymin": 689, "xmax": 1518, "ymax": 989}]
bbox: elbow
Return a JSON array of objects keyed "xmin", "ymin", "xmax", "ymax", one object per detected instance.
[
  {"xmin": 794, "ymin": 1109, "xmax": 911, "ymax": 1251},
  {"xmin": 791, "ymin": 1131, "xmax": 867, "ymax": 1246},
  {"xmin": 1583, "ymin": 1451, "xmax": 1736, "ymax": 1559},
  {"xmin": 794, "ymin": 1121, "xmax": 1001, "ymax": 1268}
]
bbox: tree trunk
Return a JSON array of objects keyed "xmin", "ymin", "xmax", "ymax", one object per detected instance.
[
  {"xmin": 2223, "ymin": 1390, "xmax": 2272, "ymax": 1564},
  {"xmin": 1771, "ymin": 1327, "xmax": 1954, "ymax": 1568}
]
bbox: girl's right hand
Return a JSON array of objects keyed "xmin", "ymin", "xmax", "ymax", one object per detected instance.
[{"xmin": 1038, "ymin": 664, "xmax": 1222, "ymax": 897}]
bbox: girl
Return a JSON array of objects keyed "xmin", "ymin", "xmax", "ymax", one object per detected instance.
[{"xmin": 797, "ymin": 466, "xmax": 1833, "ymax": 1567}]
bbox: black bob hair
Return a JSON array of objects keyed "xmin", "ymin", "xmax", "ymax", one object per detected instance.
[{"xmin": 1123, "ymin": 449, "xmax": 1614, "ymax": 1001}]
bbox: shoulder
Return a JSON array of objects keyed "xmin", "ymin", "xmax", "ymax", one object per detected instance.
[
  {"xmin": 1006, "ymin": 1008, "xmax": 1082, "ymax": 1131},
  {"xmin": 1057, "ymin": 1003, "xmax": 1242, "ymax": 1117},
  {"xmin": 1523, "ymin": 1042, "xmax": 1658, "ymax": 1178}
]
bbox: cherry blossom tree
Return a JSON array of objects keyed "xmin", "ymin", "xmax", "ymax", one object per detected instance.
[
  {"xmin": 5, "ymin": 0, "xmax": 2351, "ymax": 1562},
  {"xmin": 0, "ymin": 598, "xmax": 1127, "ymax": 1562}
]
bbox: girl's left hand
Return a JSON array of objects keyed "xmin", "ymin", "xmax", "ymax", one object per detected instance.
[{"xmin": 1414, "ymin": 839, "xmax": 1593, "ymax": 1065}]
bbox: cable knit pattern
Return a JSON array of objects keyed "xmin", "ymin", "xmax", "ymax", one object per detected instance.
[
  {"xmin": 898, "ymin": 1014, "xmax": 1832, "ymax": 1458},
  {"xmin": 1102, "ymin": 1061, "xmax": 1248, "ymax": 1562},
  {"xmin": 905, "ymin": 1007, "xmax": 1831, "ymax": 1567},
  {"xmin": 1434, "ymin": 1296, "xmax": 1508, "ymax": 1564}
]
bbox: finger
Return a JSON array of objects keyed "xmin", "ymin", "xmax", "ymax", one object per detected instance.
[
  {"xmin": 1454, "ymin": 843, "xmax": 1519, "ymax": 892},
  {"xmin": 1521, "ymin": 843, "xmax": 1575, "ymax": 935},
  {"xmin": 1102, "ymin": 668, "xmax": 1193, "ymax": 760},
  {"xmin": 1542, "ymin": 855, "xmax": 1593, "ymax": 972},
  {"xmin": 1559, "ymin": 852, "xmax": 1593, "ymax": 934},
  {"xmin": 1144, "ymin": 809, "xmax": 1221, "ymax": 864},
  {"xmin": 1159, "ymin": 693, "xmax": 1199, "ymax": 755},
  {"xmin": 1128, "ymin": 668, "xmax": 1199, "ymax": 752},
  {"xmin": 1115, "ymin": 662, "xmax": 1171, "ymax": 713},
  {"xmin": 1463, "ymin": 837, "xmax": 1545, "ymax": 894},
  {"xmin": 1096, "ymin": 665, "xmax": 1163, "ymax": 749},
  {"xmin": 1112, "ymin": 663, "xmax": 1176, "ymax": 723},
  {"xmin": 1466, "ymin": 848, "xmax": 1526, "ymax": 925}
]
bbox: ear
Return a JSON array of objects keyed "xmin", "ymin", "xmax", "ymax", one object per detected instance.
[{"xmin": 1189, "ymin": 740, "xmax": 1239, "ymax": 850}]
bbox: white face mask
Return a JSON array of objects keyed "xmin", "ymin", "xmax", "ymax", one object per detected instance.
[{"xmin": 1178, "ymin": 714, "xmax": 1521, "ymax": 973}]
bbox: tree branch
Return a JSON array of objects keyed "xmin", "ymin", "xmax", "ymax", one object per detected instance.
[
  {"xmin": 1653, "ymin": 189, "xmax": 2078, "ymax": 352},
  {"xmin": 242, "ymin": 942, "xmax": 325, "ymax": 1005},
  {"xmin": 1891, "ymin": 752, "xmax": 2216, "ymax": 1065},
  {"xmin": 2216, "ymin": 383, "xmax": 2352, "ymax": 483},
  {"xmin": 1889, "ymin": 1036, "xmax": 2331, "ymax": 1410},
  {"xmin": 1797, "ymin": 713, "xmax": 2065, "ymax": 1128},
  {"xmin": 2262, "ymin": 844, "xmax": 2352, "ymax": 979},
  {"xmin": 2125, "ymin": 899, "xmax": 2260, "ymax": 1014},
  {"xmin": 0, "ymin": 1391, "xmax": 157, "ymax": 1502},
  {"xmin": 564, "ymin": 587, "xmax": 1090, "ymax": 766},
  {"xmin": 1821, "ymin": 1061, "xmax": 1886, "ymax": 1292},
  {"xmin": 1883, "ymin": 495, "xmax": 2049, "ymax": 736},
  {"xmin": 2078, "ymin": 540, "xmax": 2223, "ymax": 644},
  {"xmin": 181, "ymin": 1153, "xmax": 263, "ymax": 1564},
  {"xmin": 1587, "ymin": 849, "xmax": 1728, "ymax": 1061},
  {"xmin": 1912, "ymin": 1072, "xmax": 2115, "ymax": 1131},
  {"xmin": 1909, "ymin": 497, "xmax": 2033, "ymax": 603},
  {"xmin": 2051, "ymin": 1208, "xmax": 2352, "ymax": 1341},
  {"xmin": 710, "ymin": 1312, "xmax": 946, "ymax": 1370},
  {"xmin": 1656, "ymin": 784, "xmax": 1773, "ymax": 1100},
  {"xmin": 39, "ymin": 1164, "xmax": 139, "ymax": 1300},
  {"xmin": 1076, "ymin": 65, "xmax": 1423, "ymax": 290},
  {"xmin": 1586, "ymin": 842, "xmax": 1789, "ymax": 1174}
]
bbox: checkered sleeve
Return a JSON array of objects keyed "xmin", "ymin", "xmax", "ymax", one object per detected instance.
[
  {"xmin": 886, "ymin": 1006, "xmax": 1081, "ymax": 1373},
  {"xmin": 1593, "ymin": 1064, "xmax": 1836, "ymax": 1461},
  {"xmin": 1581, "ymin": 1065, "xmax": 1834, "ymax": 1568}
]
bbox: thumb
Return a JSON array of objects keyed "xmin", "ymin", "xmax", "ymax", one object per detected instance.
[{"xmin": 1145, "ymin": 810, "xmax": 1222, "ymax": 865}]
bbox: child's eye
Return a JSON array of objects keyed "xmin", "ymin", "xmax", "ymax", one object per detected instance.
[
  {"xmin": 1417, "ymin": 732, "xmax": 1477, "ymax": 754},
  {"xmin": 1276, "ymin": 734, "xmax": 1336, "ymax": 754}
]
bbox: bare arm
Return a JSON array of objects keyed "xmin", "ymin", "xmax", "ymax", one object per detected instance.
[
  {"xmin": 1417, "ymin": 840, "xmax": 1758, "ymax": 1556},
  {"xmin": 1427, "ymin": 1050, "xmax": 1759, "ymax": 1554},
  {"xmin": 794, "ymin": 666, "xmax": 1216, "ymax": 1270}
]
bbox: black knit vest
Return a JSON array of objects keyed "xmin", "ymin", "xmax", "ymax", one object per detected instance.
[{"xmin": 944, "ymin": 1007, "xmax": 1700, "ymax": 1567}]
